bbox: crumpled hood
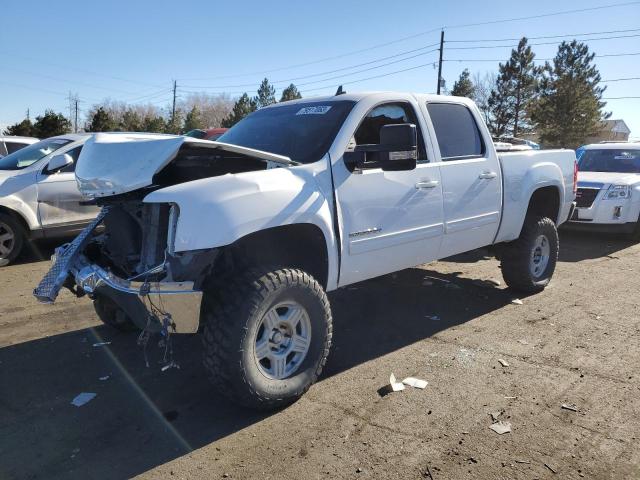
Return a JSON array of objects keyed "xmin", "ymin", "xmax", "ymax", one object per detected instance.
[
  {"xmin": 578, "ymin": 171, "xmax": 640, "ymax": 187},
  {"xmin": 76, "ymin": 132, "xmax": 292, "ymax": 197}
]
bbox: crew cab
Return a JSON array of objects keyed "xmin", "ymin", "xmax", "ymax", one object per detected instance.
[
  {"xmin": 35, "ymin": 92, "xmax": 576, "ymax": 409},
  {"xmin": 0, "ymin": 133, "xmax": 97, "ymax": 266},
  {"xmin": 568, "ymin": 142, "xmax": 640, "ymax": 237}
]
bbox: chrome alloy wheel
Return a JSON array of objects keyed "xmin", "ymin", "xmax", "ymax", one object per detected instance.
[
  {"xmin": 254, "ymin": 302, "xmax": 312, "ymax": 379},
  {"xmin": 530, "ymin": 234, "xmax": 550, "ymax": 278},
  {"xmin": 0, "ymin": 221, "xmax": 15, "ymax": 259}
]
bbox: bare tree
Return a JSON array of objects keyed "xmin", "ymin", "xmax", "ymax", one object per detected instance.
[
  {"xmin": 473, "ymin": 72, "xmax": 496, "ymax": 126},
  {"xmin": 177, "ymin": 92, "xmax": 234, "ymax": 129}
]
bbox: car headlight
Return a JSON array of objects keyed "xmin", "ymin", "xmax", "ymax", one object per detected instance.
[{"xmin": 604, "ymin": 185, "xmax": 632, "ymax": 200}]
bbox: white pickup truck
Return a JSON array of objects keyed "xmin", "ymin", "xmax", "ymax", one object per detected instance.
[{"xmin": 35, "ymin": 92, "xmax": 576, "ymax": 409}]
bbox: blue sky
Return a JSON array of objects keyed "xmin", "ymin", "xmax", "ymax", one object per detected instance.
[{"xmin": 1, "ymin": 0, "xmax": 639, "ymax": 139}]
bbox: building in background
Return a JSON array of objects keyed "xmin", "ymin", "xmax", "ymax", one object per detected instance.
[{"xmin": 584, "ymin": 119, "xmax": 631, "ymax": 144}]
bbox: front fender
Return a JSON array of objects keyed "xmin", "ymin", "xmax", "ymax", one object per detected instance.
[{"xmin": 143, "ymin": 167, "xmax": 338, "ymax": 285}]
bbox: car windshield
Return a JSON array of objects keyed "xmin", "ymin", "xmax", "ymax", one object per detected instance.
[
  {"xmin": 218, "ymin": 100, "xmax": 356, "ymax": 164},
  {"xmin": 579, "ymin": 148, "xmax": 640, "ymax": 173},
  {"xmin": 0, "ymin": 138, "xmax": 72, "ymax": 170}
]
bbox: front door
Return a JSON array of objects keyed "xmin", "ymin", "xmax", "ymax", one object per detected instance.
[
  {"xmin": 333, "ymin": 101, "xmax": 445, "ymax": 286},
  {"xmin": 423, "ymin": 102, "xmax": 502, "ymax": 258},
  {"xmin": 36, "ymin": 145, "xmax": 99, "ymax": 228}
]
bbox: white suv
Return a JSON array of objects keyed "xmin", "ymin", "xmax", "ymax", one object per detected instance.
[
  {"xmin": 568, "ymin": 142, "xmax": 640, "ymax": 237},
  {"xmin": 0, "ymin": 135, "xmax": 39, "ymax": 157},
  {"xmin": 0, "ymin": 133, "xmax": 99, "ymax": 266}
]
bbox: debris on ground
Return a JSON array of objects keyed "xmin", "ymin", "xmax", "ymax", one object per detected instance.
[
  {"xmin": 561, "ymin": 403, "xmax": 578, "ymax": 412},
  {"xmin": 545, "ymin": 463, "xmax": 558, "ymax": 474},
  {"xmin": 425, "ymin": 314, "xmax": 440, "ymax": 321},
  {"xmin": 402, "ymin": 377, "xmax": 428, "ymax": 389},
  {"xmin": 71, "ymin": 392, "xmax": 96, "ymax": 407},
  {"xmin": 514, "ymin": 459, "xmax": 531, "ymax": 464},
  {"xmin": 489, "ymin": 421, "xmax": 512, "ymax": 435},
  {"xmin": 389, "ymin": 374, "xmax": 405, "ymax": 392},
  {"xmin": 98, "ymin": 375, "xmax": 109, "ymax": 381},
  {"xmin": 511, "ymin": 298, "xmax": 523, "ymax": 305},
  {"xmin": 489, "ymin": 411, "xmax": 504, "ymax": 422},
  {"xmin": 504, "ymin": 396, "xmax": 518, "ymax": 400},
  {"xmin": 517, "ymin": 339, "xmax": 529, "ymax": 345},
  {"xmin": 92, "ymin": 341, "xmax": 111, "ymax": 347},
  {"xmin": 498, "ymin": 358, "xmax": 510, "ymax": 367}
]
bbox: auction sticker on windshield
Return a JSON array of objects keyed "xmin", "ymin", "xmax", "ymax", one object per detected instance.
[{"xmin": 296, "ymin": 106, "xmax": 332, "ymax": 115}]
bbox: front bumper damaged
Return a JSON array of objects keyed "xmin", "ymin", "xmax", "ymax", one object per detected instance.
[{"xmin": 33, "ymin": 208, "xmax": 203, "ymax": 334}]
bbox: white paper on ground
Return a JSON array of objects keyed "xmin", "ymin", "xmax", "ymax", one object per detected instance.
[
  {"xmin": 489, "ymin": 421, "xmax": 512, "ymax": 434},
  {"xmin": 389, "ymin": 373, "xmax": 405, "ymax": 392},
  {"xmin": 402, "ymin": 377, "xmax": 428, "ymax": 389},
  {"xmin": 71, "ymin": 392, "xmax": 96, "ymax": 407}
]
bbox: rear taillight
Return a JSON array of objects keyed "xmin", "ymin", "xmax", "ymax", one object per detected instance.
[{"xmin": 573, "ymin": 160, "xmax": 579, "ymax": 195}]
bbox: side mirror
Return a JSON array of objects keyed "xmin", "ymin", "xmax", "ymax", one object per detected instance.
[
  {"xmin": 47, "ymin": 153, "xmax": 73, "ymax": 173},
  {"xmin": 344, "ymin": 124, "xmax": 417, "ymax": 172},
  {"xmin": 378, "ymin": 124, "xmax": 417, "ymax": 171}
]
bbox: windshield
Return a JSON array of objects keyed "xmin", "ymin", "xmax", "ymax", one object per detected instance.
[
  {"xmin": 579, "ymin": 148, "xmax": 640, "ymax": 173},
  {"xmin": 218, "ymin": 100, "xmax": 356, "ymax": 164},
  {"xmin": 0, "ymin": 138, "xmax": 72, "ymax": 170}
]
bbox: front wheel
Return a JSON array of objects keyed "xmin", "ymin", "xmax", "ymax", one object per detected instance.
[
  {"xmin": 501, "ymin": 216, "xmax": 559, "ymax": 293},
  {"xmin": 0, "ymin": 213, "xmax": 25, "ymax": 267},
  {"xmin": 201, "ymin": 268, "xmax": 332, "ymax": 410}
]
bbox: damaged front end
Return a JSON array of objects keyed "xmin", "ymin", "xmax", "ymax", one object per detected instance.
[{"xmin": 34, "ymin": 201, "xmax": 216, "ymax": 334}]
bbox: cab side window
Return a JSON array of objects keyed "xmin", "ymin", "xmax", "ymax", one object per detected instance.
[
  {"xmin": 354, "ymin": 102, "xmax": 428, "ymax": 162},
  {"xmin": 5, "ymin": 142, "xmax": 26, "ymax": 155},
  {"xmin": 60, "ymin": 146, "xmax": 83, "ymax": 173},
  {"xmin": 426, "ymin": 103, "xmax": 485, "ymax": 161}
]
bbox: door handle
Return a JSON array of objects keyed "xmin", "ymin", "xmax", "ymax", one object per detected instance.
[
  {"xmin": 415, "ymin": 180, "xmax": 439, "ymax": 189},
  {"xmin": 479, "ymin": 171, "xmax": 497, "ymax": 179}
]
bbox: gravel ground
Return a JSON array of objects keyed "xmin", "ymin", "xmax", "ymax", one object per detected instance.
[{"xmin": 0, "ymin": 231, "xmax": 639, "ymax": 479}]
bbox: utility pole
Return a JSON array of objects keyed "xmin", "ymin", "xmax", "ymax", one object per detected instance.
[
  {"xmin": 74, "ymin": 99, "xmax": 79, "ymax": 133},
  {"xmin": 436, "ymin": 30, "xmax": 445, "ymax": 95},
  {"xmin": 171, "ymin": 80, "xmax": 177, "ymax": 127},
  {"xmin": 26, "ymin": 109, "xmax": 30, "ymax": 121}
]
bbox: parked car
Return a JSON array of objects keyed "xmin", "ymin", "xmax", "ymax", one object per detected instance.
[
  {"xmin": 35, "ymin": 92, "xmax": 576, "ymax": 409},
  {"xmin": 567, "ymin": 142, "xmax": 640, "ymax": 236},
  {"xmin": 0, "ymin": 133, "xmax": 97, "ymax": 266},
  {"xmin": 184, "ymin": 127, "xmax": 228, "ymax": 141},
  {"xmin": 0, "ymin": 135, "xmax": 39, "ymax": 158}
]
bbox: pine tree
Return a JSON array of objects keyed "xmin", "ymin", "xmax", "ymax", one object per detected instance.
[
  {"xmin": 86, "ymin": 107, "xmax": 115, "ymax": 132},
  {"xmin": 143, "ymin": 115, "xmax": 166, "ymax": 133},
  {"xmin": 3, "ymin": 119, "xmax": 34, "ymax": 136},
  {"xmin": 280, "ymin": 84, "xmax": 302, "ymax": 102},
  {"xmin": 32, "ymin": 110, "xmax": 71, "ymax": 138},
  {"xmin": 530, "ymin": 40, "xmax": 609, "ymax": 149},
  {"xmin": 489, "ymin": 38, "xmax": 540, "ymax": 138},
  {"xmin": 450, "ymin": 69, "xmax": 475, "ymax": 98},
  {"xmin": 183, "ymin": 105, "xmax": 204, "ymax": 131},
  {"xmin": 120, "ymin": 109, "xmax": 144, "ymax": 131},
  {"xmin": 255, "ymin": 78, "xmax": 276, "ymax": 108},
  {"xmin": 221, "ymin": 93, "xmax": 257, "ymax": 127},
  {"xmin": 165, "ymin": 109, "xmax": 184, "ymax": 134}
]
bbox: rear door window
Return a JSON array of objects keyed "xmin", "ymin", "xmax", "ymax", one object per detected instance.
[
  {"xmin": 5, "ymin": 142, "xmax": 27, "ymax": 154},
  {"xmin": 427, "ymin": 103, "xmax": 485, "ymax": 161}
]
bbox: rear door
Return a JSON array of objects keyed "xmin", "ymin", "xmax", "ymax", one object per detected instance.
[
  {"xmin": 36, "ymin": 144, "xmax": 99, "ymax": 228},
  {"xmin": 422, "ymin": 101, "xmax": 502, "ymax": 257},
  {"xmin": 332, "ymin": 98, "xmax": 444, "ymax": 286}
]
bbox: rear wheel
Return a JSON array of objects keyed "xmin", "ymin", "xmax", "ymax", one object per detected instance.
[
  {"xmin": 0, "ymin": 213, "xmax": 25, "ymax": 267},
  {"xmin": 93, "ymin": 294, "xmax": 138, "ymax": 331},
  {"xmin": 501, "ymin": 215, "xmax": 558, "ymax": 293},
  {"xmin": 201, "ymin": 267, "xmax": 332, "ymax": 410}
]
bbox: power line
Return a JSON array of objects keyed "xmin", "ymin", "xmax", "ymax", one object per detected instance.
[
  {"xmin": 446, "ymin": 27, "xmax": 640, "ymax": 43},
  {"xmin": 603, "ymin": 96, "xmax": 640, "ymax": 99},
  {"xmin": 180, "ymin": 43, "xmax": 441, "ymax": 89},
  {"xmin": 182, "ymin": 48, "xmax": 440, "ymax": 92},
  {"xmin": 444, "ymin": 51, "xmax": 640, "ymax": 62},
  {"xmin": 176, "ymin": 1, "xmax": 640, "ymax": 81},
  {"xmin": 601, "ymin": 77, "xmax": 640, "ymax": 82},
  {"xmin": 441, "ymin": 1, "xmax": 640, "ymax": 30},
  {"xmin": 445, "ymin": 33, "xmax": 640, "ymax": 50}
]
